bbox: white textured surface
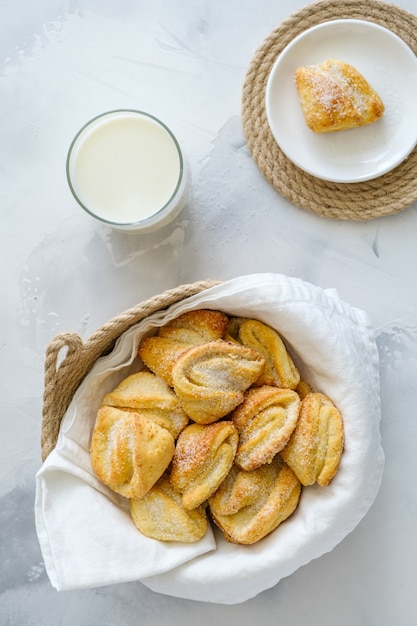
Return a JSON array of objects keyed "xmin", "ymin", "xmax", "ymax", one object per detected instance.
[{"xmin": 1, "ymin": 0, "xmax": 417, "ymax": 623}]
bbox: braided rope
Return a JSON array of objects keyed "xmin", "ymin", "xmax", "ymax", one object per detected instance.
[
  {"xmin": 242, "ymin": 0, "xmax": 417, "ymax": 220},
  {"xmin": 41, "ymin": 279, "xmax": 221, "ymax": 461}
]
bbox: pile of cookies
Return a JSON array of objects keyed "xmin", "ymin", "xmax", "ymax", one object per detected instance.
[{"xmin": 90, "ymin": 309, "xmax": 344, "ymax": 545}]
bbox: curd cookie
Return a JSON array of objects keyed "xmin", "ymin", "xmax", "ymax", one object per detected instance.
[
  {"xmin": 237, "ymin": 319, "xmax": 300, "ymax": 389},
  {"xmin": 170, "ymin": 421, "xmax": 238, "ymax": 510},
  {"xmin": 209, "ymin": 456, "xmax": 301, "ymax": 544},
  {"xmin": 138, "ymin": 336, "xmax": 194, "ymax": 388},
  {"xmin": 100, "ymin": 371, "xmax": 189, "ymax": 439},
  {"xmin": 232, "ymin": 386, "xmax": 301, "ymax": 471},
  {"xmin": 295, "ymin": 59, "xmax": 385, "ymax": 133},
  {"xmin": 90, "ymin": 406, "xmax": 175, "ymax": 499},
  {"xmin": 130, "ymin": 474, "xmax": 208, "ymax": 542},
  {"xmin": 208, "ymin": 463, "xmax": 268, "ymax": 516},
  {"xmin": 281, "ymin": 392, "xmax": 344, "ymax": 486},
  {"xmin": 138, "ymin": 309, "xmax": 229, "ymax": 387},
  {"xmin": 172, "ymin": 340, "xmax": 265, "ymax": 424},
  {"xmin": 158, "ymin": 309, "xmax": 229, "ymax": 343}
]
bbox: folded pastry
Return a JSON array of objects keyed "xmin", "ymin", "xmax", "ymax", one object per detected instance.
[
  {"xmin": 138, "ymin": 309, "xmax": 229, "ymax": 387},
  {"xmin": 208, "ymin": 463, "xmax": 269, "ymax": 515},
  {"xmin": 209, "ymin": 456, "xmax": 301, "ymax": 544},
  {"xmin": 281, "ymin": 392, "xmax": 344, "ymax": 486},
  {"xmin": 295, "ymin": 59, "xmax": 385, "ymax": 133},
  {"xmin": 138, "ymin": 336, "xmax": 194, "ymax": 388},
  {"xmin": 232, "ymin": 386, "xmax": 301, "ymax": 471},
  {"xmin": 172, "ymin": 340, "xmax": 265, "ymax": 423},
  {"xmin": 90, "ymin": 406, "xmax": 175, "ymax": 499},
  {"xmin": 159, "ymin": 309, "xmax": 229, "ymax": 343},
  {"xmin": 296, "ymin": 379, "xmax": 314, "ymax": 399},
  {"xmin": 100, "ymin": 371, "xmax": 189, "ymax": 439},
  {"xmin": 130, "ymin": 474, "xmax": 208, "ymax": 542},
  {"xmin": 170, "ymin": 421, "xmax": 238, "ymax": 510},
  {"xmin": 237, "ymin": 319, "xmax": 300, "ymax": 389}
]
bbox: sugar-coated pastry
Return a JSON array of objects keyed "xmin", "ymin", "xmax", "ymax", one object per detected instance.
[
  {"xmin": 170, "ymin": 421, "xmax": 238, "ymax": 510},
  {"xmin": 209, "ymin": 456, "xmax": 301, "ymax": 544},
  {"xmin": 281, "ymin": 392, "xmax": 344, "ymax": 486},
  {"xmin": 138, "ymin": 309, "xmax": 229, "ymax": 387},
  {"xmin": 90, "ymin": 406, "xmax": 175, "ymax": 499},
  {"xmin": 208, "ymin": 463, "xmax": 269, "ymax": 515},
  {"xmin": 159, "ymin": 309, "xmax": 229, "ymax": 343},
  {"xmin": 172, "ymin": 340, "xmax": 265, "ymax": 423},
  {"xmin": 100, "ymin": 371, "xmax": 189, "ymax": 439},
  {"xmin": 237, "ymin": 319, "xmax": 300, "ymax": 389},
  {"xmin": 295, "ymin": 59, "xmax": 385, "ymax": 133},
  {"xmin": 130, "ymin": 474, "xmax": 208, "ymax": 542},
  {"xmin": 138, "ymin": 336, "xmax": 194, "ymax": 387},
  {"xmin": 232, "ymin": 386, "xmax": 301, "ymax": 471}
]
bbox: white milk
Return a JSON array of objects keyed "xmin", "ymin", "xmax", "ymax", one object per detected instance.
[{"xmin": 67, "ymin": 111, "xmax": 187, "ymax": 230}]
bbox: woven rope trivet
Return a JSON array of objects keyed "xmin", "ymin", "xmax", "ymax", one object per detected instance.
[
  {"xmin": 242, "ymin": 0, "xmax": 417, "ymax": 220},
  {"xmin": 41, "ymin": 279, "xmax": 221, "ymax": 461}
]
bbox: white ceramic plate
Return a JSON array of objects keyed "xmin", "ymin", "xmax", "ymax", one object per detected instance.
[{"xmin": 265, "ymin": 19, "xmax": 417, "ymax": 183}]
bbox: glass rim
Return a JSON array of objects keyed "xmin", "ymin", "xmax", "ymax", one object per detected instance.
[{"xmin": 66, "ymin": 109, "xmax": 186, "ymax": 229}]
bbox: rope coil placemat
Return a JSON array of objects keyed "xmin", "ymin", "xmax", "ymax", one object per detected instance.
[
  {"xmin": 242, "ymin": 0, "xmax": 417, "ymax": 220},
  {"xmin": 41, "ymin": 279, "xmax": 221, "ymax": 461}
]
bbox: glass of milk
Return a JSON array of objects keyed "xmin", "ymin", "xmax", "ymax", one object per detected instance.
[{"xmin": 66, "ymin": 110, "xmax": 188, "ymax": 232}]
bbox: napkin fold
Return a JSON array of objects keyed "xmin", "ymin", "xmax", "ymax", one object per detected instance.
[{"xmin": 35, "ymin": 273, "xmax": 384, "ymax": 603}]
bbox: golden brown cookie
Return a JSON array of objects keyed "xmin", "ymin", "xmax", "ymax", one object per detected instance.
[
  {"xmin": 138, "ymin": 309, "xmax": 229, "ymax": 387},
  {"xmin": 130, "ymin": 474, "xmax": 208, "ymax": 542},
  {"xmin": 295, "ymin": 59, "xmax": 385, "ymax": 133},
  {"xmin": 90, "ymin": 406, "xmax": 175, "ymax": 499},
  {"xmin": 100, "ymin": 371, "xmax": 189, "ymax": 439},
  {"xmin": 281, "ymin": 392, "xmax": 344, "ymax": 486},
  {"xmin": 172, "ymin": 340, "xmax": 265, "ymax": 423},
  {"xmin": 209, "ymin": 456, "xmax": 301, "ymax": 544},
  {"xmin": 237, "ymin": 319, "xmax": 300, "ymax": 389},
  {"xmin": 208, "ymin": 463, "xmax": 269, "ymax": 516},
  {"xmin": 170, "ymin": 421, "xmax": 238, "ymax": 510},
  {"xmin": 232, "ymin": 385, "xmax": 301, "ymax": 470},
  {"xmin": 138, "ymin": 336, "xmax": 194, "ymax": 388},
  {"xmin": 159, "ymin": 309, "xmax": 229, "ymax": 343}
]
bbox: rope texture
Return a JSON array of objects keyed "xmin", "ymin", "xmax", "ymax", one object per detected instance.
[
  {"xmin": 242, "ymin": 0, "xmax": 417, "ymax": 220},
  {"xmin": 41, "ymin": 279, "xmax": 221, "ymax": 461}
]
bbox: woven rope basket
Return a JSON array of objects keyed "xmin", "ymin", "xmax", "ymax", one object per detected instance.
[
  {"xmin": 41, "ymin": 279, "xmax": 221, "ymax": 461},
  {"xmin": 242, "ymin": 0, "xmax": 417, "ymax": 220}
]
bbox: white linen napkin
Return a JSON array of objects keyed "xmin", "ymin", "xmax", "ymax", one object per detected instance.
[{"xmin": 35, "ymin": 273, "xmax": 384, "ymax": 603}]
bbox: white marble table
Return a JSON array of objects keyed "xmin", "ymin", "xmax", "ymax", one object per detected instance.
[{"xmin": 1, "ymin": 0, "xmax": 416, "ymax": 623}]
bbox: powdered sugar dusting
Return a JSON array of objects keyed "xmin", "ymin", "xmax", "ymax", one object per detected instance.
[{"xmin": 310, "ymin": 61, "xmax": 368, "ymax": 115}]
